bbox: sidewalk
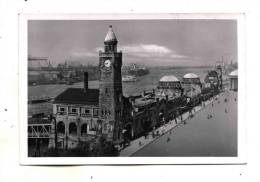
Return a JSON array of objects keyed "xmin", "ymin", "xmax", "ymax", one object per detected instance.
[{"xmin": 120, "ymin": 97, "xmax": 215, "ymax": 156}]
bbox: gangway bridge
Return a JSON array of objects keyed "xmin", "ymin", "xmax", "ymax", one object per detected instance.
[{"xmin": 28, "ymin": 117, "xmax": 52, "ymax": 138}]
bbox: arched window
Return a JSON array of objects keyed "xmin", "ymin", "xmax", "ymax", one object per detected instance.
[
  {"xmin": 81, "ymin": 124, "xmax": 87, "ymax": 136},
  {"xmin": 69, "ymin": 122, "xmax": 77, "ymax": 136},
  {"xmin": 57, "ymin": 121, "xmax": 65, "ymax": 135}
]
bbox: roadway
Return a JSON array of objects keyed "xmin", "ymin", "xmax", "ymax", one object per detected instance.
[{"xmin": 132, "ymin": 91, "xmax": 237, "ymax": 157}]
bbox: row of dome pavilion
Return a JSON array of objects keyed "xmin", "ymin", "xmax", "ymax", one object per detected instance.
[
  {"xmin": 158, "ymin": 69, "xmax": 238, "ymax": 91},
  {"xmin": 158, "ymin": 73, "xmax": 202, "ymax": 89}
]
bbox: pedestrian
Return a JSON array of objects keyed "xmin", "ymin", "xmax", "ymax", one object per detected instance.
[
  {"xmin": 162, "ymin": 127, "xmax": 165, "ymax": 135},
  {"xmin": 139, "ymin": 141, "xmax": 142, "ymax": 146},
  {"xmin": 189, "ymin": 108, "xmax": 192, "ymax": 115},
  {"xmin": 167, "ymin": 136, "xmax": 171, "ymax": 142},
  {"xmin": 145, "ymin": 133, "xmax": 148, "ymax": 139},
  {"xmin": 152, "ymin": 132, "xmax": 155, "ymax": 138},
  {"xmin": 235, "ymin": 97, "xmax": 236, "ymax": 102},
  {"xmin": 174, "ymin": 114, "xmax": 178, "ymax": 124}
]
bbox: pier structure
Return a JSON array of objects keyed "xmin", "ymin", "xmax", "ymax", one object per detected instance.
[
  {"xmin": 28, "ymin": 117, "xmax": 52, "ymax": 138},
  {"xmin": 28, "ymin": 26, "xmax": 225, "ymax": 153}
]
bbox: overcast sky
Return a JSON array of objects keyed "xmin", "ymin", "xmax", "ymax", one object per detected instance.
[{"xmin": 28, "ymin": 19, "xmax": 237, "ymax": 67}]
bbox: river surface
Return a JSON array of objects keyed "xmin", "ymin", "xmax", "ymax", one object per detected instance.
[
  {"xmin": 28, "ymin": 66, "xmax": 217, "ymax": 116},
  {"xmin": 29, "ymin": 67, "xmax": 211, "ymax": 98}
]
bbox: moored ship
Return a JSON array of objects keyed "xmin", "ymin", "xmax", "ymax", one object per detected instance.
[
  {"xmin": 123, "ymin": 63, "xmax": 149, "ymax": 78},
  {"xmin": 128, "ymin": 63, "xmax": 149, "ymax": 76}
]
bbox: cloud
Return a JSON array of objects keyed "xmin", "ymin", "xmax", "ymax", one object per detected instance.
[
  {"xmin": 70, "ymin": 48, "xmax": 96, "ymax": 58},
  {"xmin": 169, "ymin": 54, "xmax": 189, "ymax": 59},
  {"xmin": 121, "ymin": 44, "xmax": 189, "ymax": 59},
  {"xmin": 71, "ymin": 44, "xmax": 194, "ymax": 66},
  {"xmin": 95, "ymin": 44, "xmax": 189, "ymax": 60},
  {"xmin": 121, "ymin": 44, "xmax": 171, "ymax": 54},
  {"xmin": 119, "ymin": 44, "xmax": 190, "ymax": 61}
]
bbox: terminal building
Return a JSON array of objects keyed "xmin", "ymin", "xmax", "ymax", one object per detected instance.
[
  {"xmin": 49, "ymin": 25, "xmax": 125, "ymax": 148},
  {"xmin": 48, "ymin": 26, "xmax": 195, "ymax": 149},
  {"xmin": 182, "ymin": 73, "xmax": 202, "ymax": 100},
  {"xmin": 156, "ymin": 75, "xmax": 183, "ymax": 99},
  {"xmin": 229, "ymin": 69, "xmax": 238, "ymax": 91}
]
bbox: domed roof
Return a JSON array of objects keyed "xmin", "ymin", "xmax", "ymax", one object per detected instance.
[
  {"xmin": 160, "ymin": 75, "xmax": 179, "ymax": 82},
  {"xmin": 229, "ymin": 69, "xmax": 238, "ymax": 77},
  {"xmin": 104, "ymin": 25, "xmax": 117, "ymax": 42},
  {"xmin": 183, "ymin": 73, "xmax": 199, "ymax": 79}
]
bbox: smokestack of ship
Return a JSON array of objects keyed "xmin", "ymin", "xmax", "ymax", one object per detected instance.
[{"xmin": 84, "ymin": 72, "xmax": 88, "ymax": 91}]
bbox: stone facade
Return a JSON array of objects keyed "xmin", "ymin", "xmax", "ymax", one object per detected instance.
[
  {"xmin": 48, "ymin": 103, "xmax": 100, "ymax": 149},
  {"xmin": 98, "ymin": 31, "xmax": 123, "ymax": 142},
  {"xmin": 49, "ymin": 25, "xmax": 124, "ymax": 149},
  {"xmin": 99, "ymin": 50, "xmax": 123, "ymax": 140}
]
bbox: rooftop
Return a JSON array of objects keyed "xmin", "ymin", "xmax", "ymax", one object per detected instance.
[
  {"xmin": 183, "ymin": 73, "xmax": 199, "ymax": 79},
  {"xmin": 229, "ymin": 69, "xmax": 238, "ymax": 77},
  {"xmin": 134, "ymin": 97, "xmax": 155, "ymax": 107},
  {"xmin": 104, "ymin": 25, "xmax": 117, "ymax": 43},
  {"xmin": 159, "ymin": 75, "xmax": 179, "ymax": 82},
  {"xmin": 28, "ymin": 117, "xmax": 51, "ymax": 125},
  {"xmin": 54, "ymin": 88, "xmax": 99, "ymax": 105}
]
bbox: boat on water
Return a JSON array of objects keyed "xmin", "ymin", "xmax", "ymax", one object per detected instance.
[
  {"xmin": 128, "ymin": 64, "xmax": 149, "ymax": 77},
  {"xmin": 123, "ymin": 63, "xmax": 150, "ymax": 78},
  {"xmin": 122, "ymin": 75, "xmax": 137, "ymax": 82}
]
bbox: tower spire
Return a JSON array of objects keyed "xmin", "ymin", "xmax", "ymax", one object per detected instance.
[
  {"xmin": 104, "ymin": 25, "xmax": 117, "ymax": 52},
  {"xmin": 104, "ymin": 25, "xmax": 117, "ymax": 43}
]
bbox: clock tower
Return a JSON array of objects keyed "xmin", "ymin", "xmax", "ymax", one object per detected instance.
[{"xmin": 99, "ymin": 25, "xmax": 123, "ymax": 141}]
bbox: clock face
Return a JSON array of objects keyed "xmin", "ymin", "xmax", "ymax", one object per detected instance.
[{"xmin": 104, "ymin": 59, "xmax": 111, "ymax": 67}]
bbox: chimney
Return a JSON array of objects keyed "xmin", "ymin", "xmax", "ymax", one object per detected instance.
[{"xmin": 84, "ymin": 72, "xmax": 88, "ymax": 91}]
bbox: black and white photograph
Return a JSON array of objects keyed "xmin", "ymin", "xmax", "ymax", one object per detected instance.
[
  {"xmin": 3, "ymin": 0, "xmax": 260, "ymax": 180},
  {"xmin": 19, "ymin": 14, "xmax": 245, "ymax": 164}
]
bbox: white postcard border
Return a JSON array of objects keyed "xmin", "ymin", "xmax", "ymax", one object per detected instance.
[{"xmin": 19, "ymin": 13, "xmax": 246, "ymax": 165}]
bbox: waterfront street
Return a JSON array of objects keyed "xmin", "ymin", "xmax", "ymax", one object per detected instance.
[
  {"xmin": 125, "ymin": 90, "xmax": 237, "ymax": 157},
  {"xmin": 26, "ymin": 21, "xmax": 238, "ymax": 158}
]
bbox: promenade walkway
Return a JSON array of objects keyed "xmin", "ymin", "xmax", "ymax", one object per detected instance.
[
  {"xmin": 119, "ymin": 93, "xmax": 219, "ymax": 156},
  {"xmin": 132, "ymin": 90, "xmax": 237, "ymax": 157}
]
